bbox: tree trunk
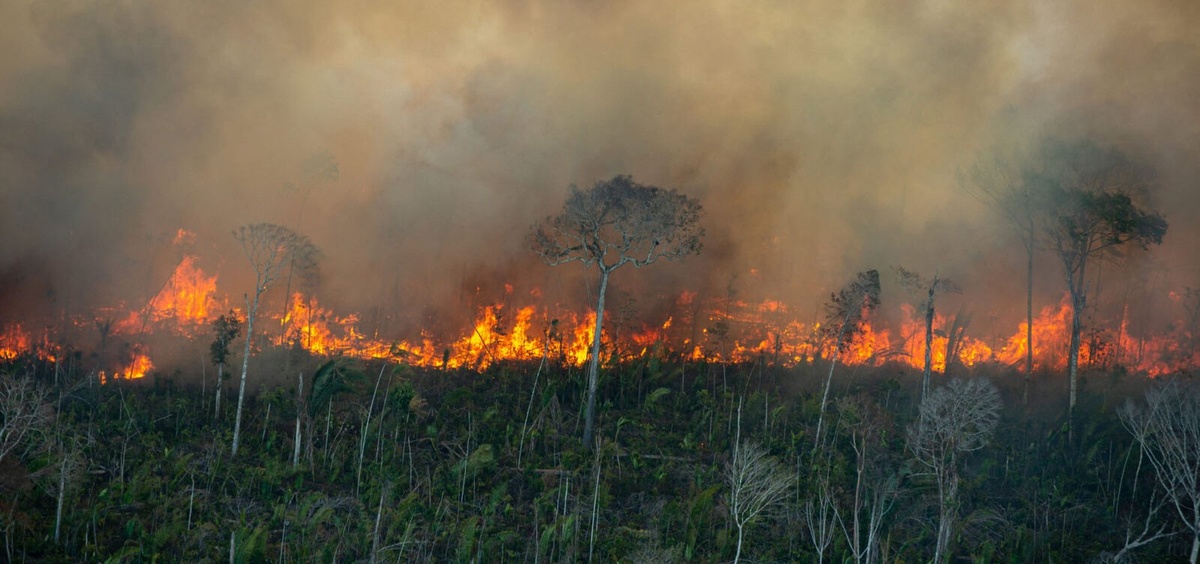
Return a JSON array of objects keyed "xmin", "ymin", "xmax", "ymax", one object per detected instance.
[
  {"xmin": 734, "ymin": 522, "xmax": 745, "ymax": 564},
  {"xmin": 814, "ymin": 325, "xmax": 847, "ymax": 450},
  {"xmin": 54, "ymin": 453, "xmax": 66, "ymax": 544},
  {"xmin": 1190, "ymin": 532, "xmax": 1198, "ymax": 564},
  {"xmin": 1025, "ymin": 232, "xmax": 1034, "ymax": 404},
  {"xmin": 583, "ymin": 269, "xmax": 610, "ymax": 451},
  {"xmin": 214, "ymin": 362, "xmax": 223, "ymax": 420},
  {"xmin": 923, "ymin": 296, "xmax": 935, "ymax": 400},
  {"xmin": 232, "ymin": 289, "xmax": 262, "ymax": 457},
  {"xmin": 293, "ymin": 371, "xmax": 303, "ymax": 468}
]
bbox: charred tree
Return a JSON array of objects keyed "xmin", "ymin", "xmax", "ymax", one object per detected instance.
[
  {"xmin": 895, "ymin": 267, "xmax": 962, "ymax": 401},
  {"xmin": 529, "ymin": 175, "xmax": 703, "ymax": 450},
  {"xmin": 231, "ymin": 223, "xmax": 319, "ymax": 457}
]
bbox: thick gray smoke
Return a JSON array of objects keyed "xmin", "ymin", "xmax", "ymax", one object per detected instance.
[{"xmin": 1, "ymin": 0, "xmax": 1197, "ymax": 343}]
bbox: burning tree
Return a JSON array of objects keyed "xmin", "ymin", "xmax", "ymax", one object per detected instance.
[
  {"xmin": 230, "ymin": 223, "xmax": 319, "ymax": 457},
  {"xmin": 1036, "ymin": 141, "xmax": 1167, "ymax": 416},
  {"xmin": 530, "ymin": 175, "xmax": 704, "ymax": 450},
  {"xmin": 814, "ymin": 269, "xmax": 880, "ymax": 450}
]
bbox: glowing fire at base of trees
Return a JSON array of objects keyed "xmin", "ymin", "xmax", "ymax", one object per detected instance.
[{"xmin": 0, "ymin": 251, "xmax": 1194, "ymax": 380}]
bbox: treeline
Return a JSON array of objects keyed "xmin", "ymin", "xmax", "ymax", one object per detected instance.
[{"xmin": 0, "ymin": 351, "xmax": 1194, "ymax": 563}]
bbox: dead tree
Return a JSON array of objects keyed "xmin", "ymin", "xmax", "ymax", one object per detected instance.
[
  {"xmin": 1121, "ymin": 381, "xmax": 1200, "ymax": 563},
  {"xmin": 814, "ymin": 269, "xmax": 881, "ymax": 450},
  {"xmin": 961, "ymin": 148, "xmax": 1047, "ymax": 401},
  {"xmin": 895, "ymin": 267, "xmax": 962, "ymax": 400},
  {"xmin": 231, "ymin": 223, "xmax": 318, "ymax": 457},
  {"xmin": 530, "ymin": 175, "xmax": 703, "ymax": 450},
  {"xmin": 726, "ymin": 399, "xmax": 791, "ymax": 564},
  {"xmin": 907, "ymin": 378, "xmax": 1001, "ymax": 564}
]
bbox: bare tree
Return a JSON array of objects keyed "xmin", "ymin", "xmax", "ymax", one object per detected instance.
[
  {"xmin": 814, "ymin": 269, "xmax": 881, "ymax": 450},
  {"xmin": 833, "ymin": 396, "xmax": 899, "ymax": 564},
  {"xmin": 530, "ymin": 175, "xmax": 703, "ymax": 450},
  {"xmin": 907, "ymin": 378, "xmax": 1001, "ymax": 564},
  {"xmin": 1120, "ymin": 381, "xmax": 1200, "ymax": 563},
  {"xmin": 895, "ymin": 267, "xmax": 962, "ymax": 400},
  {"xmin": 231, "ymin": 223, "xmax": 319, "ymax": 457},
  {"xmin": 960, "ymin": 148, "xmax": 1046, "ymax": 401},
  {"xmin": 1037, "ymin": 141, "xmax": 1167, "ymax": 416},
  {"xmin": 0, "ymin": 375, "xmax": 51, "ymax": 467},
  {"xmin": 802, "ymin": 469, "xmax": 838, "ymax": 564},
  {"xmin": 726, "ymin": 440, "xmax": 791, "ymax": 563}
]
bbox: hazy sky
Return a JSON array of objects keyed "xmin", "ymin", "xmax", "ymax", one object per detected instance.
[{"xmin": 1, "ymin": 0, "xmax": 1197, "ymax": 337}]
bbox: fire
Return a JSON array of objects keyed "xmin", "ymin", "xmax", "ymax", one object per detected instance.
[
  {"xmin": 112, "ymin": 255, "xmax": 223, "ymax": 335},
  {"xmin": 99, "ymin": 351, "xmax": 153, "ymax": 384},
  {"xmin": 0, "ymin": 238, "xmax": 1194, "ymax": 381}
]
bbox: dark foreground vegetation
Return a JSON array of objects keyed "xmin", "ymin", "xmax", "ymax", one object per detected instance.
[{"xmin": 0, "ymin": 350, "xmax": 1195, "ymax": 563}]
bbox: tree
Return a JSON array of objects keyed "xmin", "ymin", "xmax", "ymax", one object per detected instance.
[
  {"xmin": 1037, "ymin": 141, "xmax": 1167, "ymax": 415},
  {"xmin": 1120, "ymin": 381, "xmax": 1200, "ymax": 564},
  {"xmin": 960, "ymin": 149, "xmax": 1047, "ymax": 401},
  {"xmin": 813, "ymin": 269, "xmax": 881, "ymax": 449},
  {"xmin": 726, "ymin": 400, "xmax": 791, "ymax": 564},
  {"xmin": 210, "ymin": 311, "xmax": 242, "ymax": 420},
  {"xmin": 895, "ymin": 267, "xmax": 962, "ymax": 400},
  {"xmin": 0, "ymin": 375, "xmax": 51, "ymax": 468},
  {"xmin": 907, "ymin": 378, "xmax": 1001, "ymax": 564},
  {"xmin": 231, "ymin": 223, "xmax": 319, "ymax": 457},
  {"xmin": 530, "ymin": 175, "xmax": 703, "ymax": 450}
]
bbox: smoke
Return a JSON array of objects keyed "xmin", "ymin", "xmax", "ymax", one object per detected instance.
[{"xmin": 1, "ymin": 0, "xmax": 1197, "ymax": 342}]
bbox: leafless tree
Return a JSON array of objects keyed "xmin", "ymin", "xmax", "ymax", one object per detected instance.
[
  {"xmin": 802, "ymin": 470, "xmax": 837, "ymax": 564},
  {"xmin": 231, "ymin": 223, "xmax": 319, "ymax": 457},
  {"xmin": 1092, "ymin": 490, "xmax": 1174, "ymax": 564},
  {"xmin": 960, "ymin": 148, "xmax": 1046, "ymax": 402},
  {"xmin": 0, "ymin": 375, "xmax": 51, "ymax": 467},
  {"xmin": 725, "ymin": 398, "xmax": 791, "ymax": 564},
  {"xmin": 895, "ymin": 267, "xmax": 962, "ymax": 400},
  {"xmin": 907, "ymin": 378, "xmax": 1001, "ymax": 564},
  {"xmin": 1038, "ymin": 141, "xmax": 1167, "ymax": 417},
  {"xmin": 726, "ymin": 439, "xmax": 791, "ymax": 563},
  {"xmin": 1120, "ymin": 381, "xmax": 1200, "ymax": 563},
  {"xmin": 530, "ymin": 175, "xmax": 703, "ymax": 450},
  {"xmin": 814, "ymin": 269, "xmax": 881, "ymax": 450},
  {"xmin": 832, "ymin": 396, "xmax": 899, "ymax": 564}
]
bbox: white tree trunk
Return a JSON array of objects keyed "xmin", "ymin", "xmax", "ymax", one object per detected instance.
[
  {"xmin": 232, "ymin": 289, "xmax": 262, "ymax": 457},
  {"xmin": 582, "ymin": 269, "xmax": 610, "ymax": 451}
]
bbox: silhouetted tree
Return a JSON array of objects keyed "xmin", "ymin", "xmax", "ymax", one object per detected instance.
[
  {"xmin": 961, "ymin": 148, "xmax": 1048, "ymax": 401},
  {"xmin": 814, "ymin": 269, "xmax": 881, "ymax": 449},
  {"xmin": 1037, "ymin": 141, "xmax": 1167, "ymax": 416},
  {"xmin": 231, "ymin": 223, "xmax": 319, "ymax": 457},
  {"xmin": 530, "ymin": 175, "xmax": 703, "ymax": 450},
  {"xmin": 895, "ymin": 267, "xmax": 962, "ymax": 400}
]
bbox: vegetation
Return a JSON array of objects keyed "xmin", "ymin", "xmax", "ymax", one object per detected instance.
[{"xmin": 0, "ymin": 343, "xmax": 1194, "ymax": 563}]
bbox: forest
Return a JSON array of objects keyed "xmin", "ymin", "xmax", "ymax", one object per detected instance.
[{"xmin": 0, "ymin": 340, "xmax": 1196, "ymax": 563}]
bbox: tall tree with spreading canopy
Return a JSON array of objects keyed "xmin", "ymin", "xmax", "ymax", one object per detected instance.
[
  {"xmin": 814, "ymin": 269, "xmax": 881, "ymax": 450},
  {"xmin": 530, "ymin": 175, "xmax": 703, "ymax": 450},
  {"xmin": 1037, "ymin": 141, "xmax": 1167, "ymax": 416},
  {"xmin": 230, "ymin": 223, "xmax": 319, "ymax": 457}
]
